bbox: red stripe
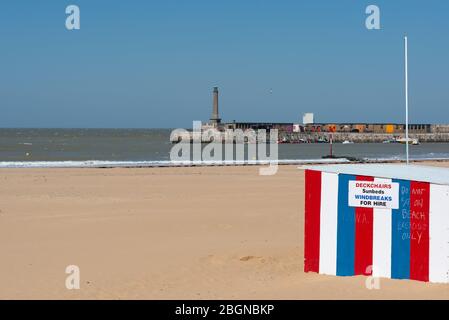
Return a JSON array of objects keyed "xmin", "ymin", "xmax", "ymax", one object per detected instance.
[
  {"xmin": 304, "ymin": 169, "xmax": 321, "ymax": 273},
  {"xmin": 354, "ymin": 175, "xmax": 374, "ymax": 276},
  {"xmin": 410, "ymin": 181, "xmax": 430, "ymax": 282}
]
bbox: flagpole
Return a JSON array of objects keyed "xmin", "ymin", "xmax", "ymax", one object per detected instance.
[{"xmin": 405, "ymin": 36, "xmax": 409, "ymax": 165}]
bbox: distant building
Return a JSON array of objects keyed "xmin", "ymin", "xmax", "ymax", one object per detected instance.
[
  {"xmin": 303, "ymin": 113, "xmax": 314, "ymax": 125},
  {"xmin": 293, "ymin": 124, "xmax": 301, "ymax": 133},
  {"xmin": 303, "ymin": 123, "xmax": 432, "ymax": 134}
]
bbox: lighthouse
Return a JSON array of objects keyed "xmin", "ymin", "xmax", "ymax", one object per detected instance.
[{"xmin": 210, "ymin": 86, "xmax": 221, "ymax": 126}]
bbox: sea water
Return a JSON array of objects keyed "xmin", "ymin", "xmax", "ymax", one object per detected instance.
[{"xmin": 0, "ymin": 128, "xmax": 448, "ymax": 168}]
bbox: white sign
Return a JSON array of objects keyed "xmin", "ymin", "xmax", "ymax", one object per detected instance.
[{"xmin": 348, "ymin": 181, "xmax": 399, "ymax": 209}]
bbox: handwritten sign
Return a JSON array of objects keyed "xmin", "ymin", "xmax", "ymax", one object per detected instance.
[{"xmin": 348, "ymin": 181, "xmax": 399, "ymax": 209}]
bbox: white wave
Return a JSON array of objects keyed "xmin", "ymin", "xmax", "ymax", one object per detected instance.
[
  {"xmin": 367, "ymin": 156, "xmax": 449, "ymax": 162},
  {"xmin": 2, "ymin": 155, "xmax": 449, "ymax": 169},
  {"xmin": 0, "ymin": 158, "xmax": 351, "ymax": 168}
]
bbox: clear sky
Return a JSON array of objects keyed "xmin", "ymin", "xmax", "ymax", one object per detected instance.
[{"xmin": 1, "ymin": 0, "xmax": 448, "ymax": 128}]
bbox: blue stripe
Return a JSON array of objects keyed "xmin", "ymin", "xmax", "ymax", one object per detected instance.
[
  {"xmin": 391, "ymin": 179, "xmax": 411, "ymax": 279},
  {"xmin": 336, "ymin": 174, "xmax": 356, "ymax": 276}
]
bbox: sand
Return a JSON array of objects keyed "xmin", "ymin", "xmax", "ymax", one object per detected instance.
[{"xmin": 1, "ymin": 162, "xmax": 449, "ymax": 299}]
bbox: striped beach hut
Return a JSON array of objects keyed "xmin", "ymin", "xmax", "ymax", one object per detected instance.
[{"xmin": 303, "ymin": 164, "xmax": 449, "ymax": 283}]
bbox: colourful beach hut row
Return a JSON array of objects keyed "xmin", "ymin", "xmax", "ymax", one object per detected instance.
[{"xmin": 303, "ymin": 164, "xmax": 449, "ymax": 283}]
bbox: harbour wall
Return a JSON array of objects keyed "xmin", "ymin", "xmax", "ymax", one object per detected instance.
[
  {"xmin": 171, "ymin": 131, "xmax": 449, "ymax": 143},
  {"xmin": 279, "ymin": 132, "xmax": 449, "ymax": 143}
]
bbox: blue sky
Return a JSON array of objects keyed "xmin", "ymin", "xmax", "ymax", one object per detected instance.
[{"xmin": 1, "ymin": 0, "xmax": 448, "ymax": 128}]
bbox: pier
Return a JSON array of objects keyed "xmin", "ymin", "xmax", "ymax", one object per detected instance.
[{"xmin": 175, "ymin": 87, "xmax": 449, "ymax": 144}]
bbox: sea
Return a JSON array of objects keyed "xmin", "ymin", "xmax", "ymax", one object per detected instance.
[{"xmin": 1, "ymin": 128, "xmax": 449, "ymax": 168}]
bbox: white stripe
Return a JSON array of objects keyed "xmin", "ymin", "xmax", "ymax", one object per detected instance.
[
  {"xmin": 429, "ymin": 184, "xmax": 449, "ymax": 283},
  {"xmin": 372, "ymin": 178, "xmax": 392, "ymax": 278},
  {"xmin": 319, "ymin": 172, "xmax": 339, "ymax": 275}
]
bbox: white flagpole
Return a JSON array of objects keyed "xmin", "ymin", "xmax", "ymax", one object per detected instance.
[{"xmin": 405, "ymin": 36, "xmax": 409, "ymax": 164}]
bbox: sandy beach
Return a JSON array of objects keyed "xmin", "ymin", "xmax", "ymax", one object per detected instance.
[{"xmin": 1, "ymin": 162, "xmax": 449, "ymax": 299}]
